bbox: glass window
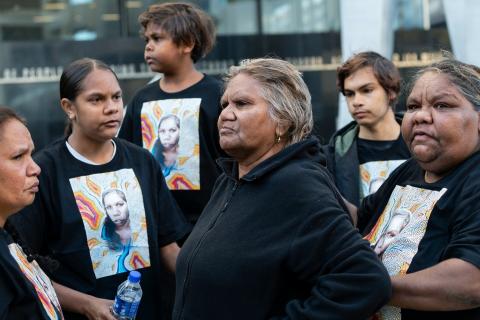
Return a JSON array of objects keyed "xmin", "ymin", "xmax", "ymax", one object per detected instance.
[
  {"xmin": 124, "ymin": 0, "xmax": 155, "ymax": 37},
  {"xmin": 124, "ymin": 0, "xmax": 258, "ymax": 37},
  {"xmin": 261, "ymin": 0, "xmax": 340, "ymax": 34},
  {"xmin": 394, "ymin": 0, "xmax": 445, "ymax": 30},
  {"xmin": 208, "ymin": 0, "xmax": 258, "ymax": 35},
  {"xmin": 429, "ymin": 0, "xmax": 446, "ymax": 29},
  {"xmin": 0, "ymin": 0, "xmax": 122, "ymax": 41}
]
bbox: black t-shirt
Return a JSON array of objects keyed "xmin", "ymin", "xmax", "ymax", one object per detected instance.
[
  {"xmin": 0, "ymin": 229, "xmax": 63, "ymax": 319},
  {"xmin": 119, "ymin": 75, "xmax": 224, "ymax": 224},
  {"xmin": 357, "ymin": 134, "xmax": 410, "ymax": 198},
  {"xmin": 11, "ymin": 138, "xmax": 190, "ymax": 320},
  {"xmin": 358, "ymin": 152, "xmax": 480, "ymax": 319}
]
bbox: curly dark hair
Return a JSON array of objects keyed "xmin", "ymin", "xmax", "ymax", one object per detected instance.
[{"xmin": 138, "ymin": 2, "xmax": 215, "ymax": 63}]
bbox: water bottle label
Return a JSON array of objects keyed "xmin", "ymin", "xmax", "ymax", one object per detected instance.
[{"xmin": 113, "ymin": 296, "xmax": 140, "ymax": 318}]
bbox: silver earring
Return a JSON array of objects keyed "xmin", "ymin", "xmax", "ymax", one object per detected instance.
[{"xmin": 276, "ymin": 135, "xmax": 281, "ymax": 143}]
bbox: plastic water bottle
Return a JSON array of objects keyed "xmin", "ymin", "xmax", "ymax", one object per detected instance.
[{"xmin": 112, "ymin": 271, "xmax": 143, "ymax": 320}]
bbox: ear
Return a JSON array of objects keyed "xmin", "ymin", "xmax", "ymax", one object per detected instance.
[
  {"xmin": 60, "ymin": 98, "xmax": 76, "ymax": 120},
  {"xmin": 181, "ymin": 41, "xmax": 195, "ymax": 55},
  {"xmin": 276, "ymin": 123, "xmax": 289, "ymax": 138},
  {"xmin": 387, "ymin": 91, "xmax": 397, "ymax": 105}
]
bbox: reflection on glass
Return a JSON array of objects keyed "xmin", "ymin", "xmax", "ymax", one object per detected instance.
[
  {"xmin": 394, "ymin": 0, "xmax": 445, "ymax": 30},
  {"xmin": 208, "ymin": 0, "xmax": 258, "ymax": 35},
  {"xmin": 0, "ymin": 0, "xmax": 121, "ymax": 41},
  {"xmin": 261, "ymin": 0, "xmax": 340, "ymax": 34}
]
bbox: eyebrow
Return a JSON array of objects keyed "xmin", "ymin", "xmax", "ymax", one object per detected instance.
[
  {"xmin": 145, "ymin": 30, "xmax": 166, "ymax": 37},
  {"xmin": 85, "ymin": 90, "xmax": 122, "ymax": 97},
  {"xmin": 12, "ymin": 145, "xmax": 30, "ymax": 156},
  {"xmin": 345, "ymin": 82, "xmax": 375, "ymax": 91},
  {"xmin": 428, "ymin": 91, "xmax": 460, "ymax": 102}
]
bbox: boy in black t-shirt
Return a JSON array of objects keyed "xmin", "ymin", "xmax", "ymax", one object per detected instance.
[
  {"xmin": 324, "ymin": 51, "xmax": 410, "ymax": 206},
  {"xmin": 119, "ymin": 2, "xmax": 224, "ymax": 225}
]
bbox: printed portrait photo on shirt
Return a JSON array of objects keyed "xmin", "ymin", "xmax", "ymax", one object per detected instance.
[
  {"xmin": 359, "ymin": 159, "xmax": 406, "ymax": 196},
  {"xmin": 364, "ymin": 185, "xmax": 447, "ymax": 319},
  {"xmin": 140, "ymin": 98, "xmax": 200, "ymax": 190},
  {"xmin": 8, "ymin": 243, "xmax": 62, "ymax": 320},
  {"xmin": 69, "ymin": 169, "xmax": 150, "ymax": 279}
]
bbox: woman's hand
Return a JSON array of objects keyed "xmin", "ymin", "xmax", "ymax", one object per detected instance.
[
  {"xmin": 82, "ymin": 296, "xmax": 116, "ymax": 320},
  {"xmin": 52, "ymin": 281, "xmax": 116, "ymax": 319}
]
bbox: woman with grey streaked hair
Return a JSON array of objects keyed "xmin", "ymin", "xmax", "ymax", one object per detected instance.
[
  {"xmin": 356, "ymin": 57, "xmax": 480, "ymax": 319},
  {"xmin": 223, "ymin": 57, "xmax": 314, "ymax": 146},
  {"xmin": 173, "ymin": 58, "xmax": 391, "ymax": 320}
]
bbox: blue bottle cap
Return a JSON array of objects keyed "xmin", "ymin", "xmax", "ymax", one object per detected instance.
[{"xmin": 128, "ymin": 271, "xmax": 141, "ymax": 283}]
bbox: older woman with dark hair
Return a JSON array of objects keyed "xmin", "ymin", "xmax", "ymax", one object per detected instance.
[
  {"xmin": 357, "ymin": 57, "xmax": 480, "ymax": 319},
  {"xmin": 0, "ymin": 107, "xmax": 63, "ymax": 319},
  {"xmin": 173, "ymin": 58, "xmax": 391, "ymax": 320}
]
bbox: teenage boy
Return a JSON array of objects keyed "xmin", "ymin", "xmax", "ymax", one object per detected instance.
[{"xmin": 324, "ymin": 51, "xmax": 410, "ymax": 206}]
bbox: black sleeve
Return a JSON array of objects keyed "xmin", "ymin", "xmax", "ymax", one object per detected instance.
[
  {"xmin": 443, "ymin": 205, "xmax": 480, "ymax": 268},
  {"xmin": 0, "ymin": 272, "xmax": 13, "ymax": 320},
  {"xmin": 118, "ymin": 101, "xmax": 135, "ymax": 142},
  {"xmin": 274, "ymin": 176, "xmax": 391, "ymax": 320},
  {"xmin": 357, "ymin": 192, "xmax": 380, "ymax": 234},
  {"xmin": 321, "ymin": 141, "xmax": 335, "ymax": 177}
]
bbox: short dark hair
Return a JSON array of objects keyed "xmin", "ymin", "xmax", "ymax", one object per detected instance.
[
  {"xmin": 138, "ymin": 2, "xmax": 215, "ymax": 63},
  {"xmin": 337, "ymin": 51, "xmax": 401, "ymax": 107},
  {"xmin": 0, "ymin": 107, "xmax": 26, "ymax": 132},
  {"xmin": 60, "ymin": 58, "xmax": 119, "ymax": 136}
]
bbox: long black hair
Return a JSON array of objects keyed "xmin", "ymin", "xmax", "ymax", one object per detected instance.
[{"xmin": 101, "ymin": 189, "xmax": 129, "ymax": 251}]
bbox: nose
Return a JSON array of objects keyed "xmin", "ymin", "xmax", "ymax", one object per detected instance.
[
  {"xmin": 352, "ymin": 93, "xmax": 363, "ymax": 107},
  {"xmin": 145, "ymin": 40, "xmax": 153, "ymax": 52},
  {"xmin": 413, "ymin": 106, "xmax": 433, "ymax": 124},
  {"xmin": 27, "ymin": 158, "xmax": 41, "ymax": 177},
  {"xmin": 104, "ymin": 98, "xmax": 121, "ymax": 114},
  {"xmin": 219, "ymin": 103, "xmax": 236, "ymax": 122}
]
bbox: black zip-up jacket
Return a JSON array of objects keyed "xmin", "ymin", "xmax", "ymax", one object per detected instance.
[{"xmin": 173, "ymin": 136, "xmax": 391, "ymax": 320}]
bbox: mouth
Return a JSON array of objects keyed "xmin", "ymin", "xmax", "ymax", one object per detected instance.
[
  {"xmin": 145, "ymin": 56, "xmax": 155, "ymax": 64},
  {"xmin": 353, "ymin": 111, "xmax": 368, "ymax": 118},
  {"xmin": 103, "ymin": 120, "xmax": 121, "ymax": 128},
  {"xmin": 26, "ymin": 181, "xmax": 39, "ymax": 193},
  {"xmin": 411, "ymin": 128, "xmax": 434, "ymax": 143},
  {"xmin": 219, "ymin": 127, "xmax": 235, "ymax": 135}
]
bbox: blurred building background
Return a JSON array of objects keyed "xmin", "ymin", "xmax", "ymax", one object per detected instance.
[{"xmin": 0, "ymin": 0, "xmax": 469, "ymax": 149}]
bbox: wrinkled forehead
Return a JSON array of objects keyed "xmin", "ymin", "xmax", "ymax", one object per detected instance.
[{"xmin": 408, "ymin": 71, "xmax": 461, "ymax": 99}]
